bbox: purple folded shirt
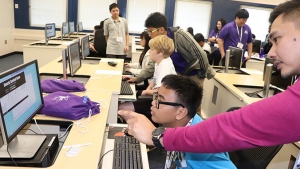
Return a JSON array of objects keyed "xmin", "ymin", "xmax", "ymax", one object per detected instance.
[{"xmin": 41, "ymin": 79, "xmax": 86, "ymax": 93}]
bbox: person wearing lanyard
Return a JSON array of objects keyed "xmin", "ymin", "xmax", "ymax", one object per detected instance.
[
  {"xmin": 208, "ymin": 18, "xmax": 227, "ymax": 66},
  {"xmin": 217, "ymin": 9, "xmax": 253, "ymax": 68},
  {"xmin": 127, "ymin": 74, "xmax": 236, "ymax": 169},
  {"xmin": 104, "ymin": 3, "xmax": 129, "ymax": 59}
]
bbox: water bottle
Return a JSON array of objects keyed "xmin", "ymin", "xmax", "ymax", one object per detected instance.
[{"xmin": 259, "ymin": 48, "xmax": 264, "ymax": 58}]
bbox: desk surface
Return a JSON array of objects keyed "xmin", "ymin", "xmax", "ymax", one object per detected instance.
[{"xmin": 1, "ymin": 90, "xmax": 112, "ymax": 169}]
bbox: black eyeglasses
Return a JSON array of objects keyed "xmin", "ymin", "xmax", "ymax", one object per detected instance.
[{"xmin": 153, "ymin": 92, "xmax": 185, "ymax": 109}]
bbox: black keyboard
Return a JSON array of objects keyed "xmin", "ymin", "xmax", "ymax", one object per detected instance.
[
  {"xmin": 113, "ymin": 136, "xmax": 143, "ymax": 169},
  {"xmin": 120, "ymin": 81, "xmax": 134, "ymax": 95}
]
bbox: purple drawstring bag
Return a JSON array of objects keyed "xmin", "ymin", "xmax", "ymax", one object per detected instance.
[
  {"xmin": 41, "ymin": 79, "xmax": 86, "ymax": 93},
  {"xmin": 40, "ymin": 91, "xmax": 100, "ymax": 120}
]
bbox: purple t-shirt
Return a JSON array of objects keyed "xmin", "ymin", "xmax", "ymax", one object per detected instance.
[
  {"xmin": 218, "ymin": 21, "xmax": 252, "ymax": 59},
  {"xmin": 209, "ymin": 29, "xmax": 220, "ymax": 54},
  {"xmin": 167, "ymin": 30, "xmax": 198, "ymax": 76}
]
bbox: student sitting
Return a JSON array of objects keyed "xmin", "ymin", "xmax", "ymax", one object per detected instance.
[
  {"xmin": 123, "ymin": 74, "xmax": 237, "ymax": 169},
  {"xmin": 194, "ymin": 33, "xmax": 211, "ymax": 56},
  {"xmin": 124, "ymin": 31, "xmax": 151, "ymax": 75},
  {"xmin": 89, "ymin": 20, "xmax": 107, "ymax": 57},
  {"xmin": 119, "ymin": 35, "xmax": 177, "ymax": 122}
]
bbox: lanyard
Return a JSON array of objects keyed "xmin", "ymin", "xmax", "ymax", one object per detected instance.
[
  {"xmin": 110, "ymin": 18, "xmax": 120, "ymax": 35},
  {"xmin": 236, "ymin": 25, "xmax": 243, "ymax": 42},
  {"xmin": 216, "ymin": 32, "xmax": 219, "ymax": 38},
  {"xmin": 294, "ymin": 75, "xmax": 299, "ymax": 84},
  {"xmin": 165, "ymin": 118, "xmax": 193, "ymax": 169}
]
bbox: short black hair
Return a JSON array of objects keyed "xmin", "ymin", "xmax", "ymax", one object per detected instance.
[
  {"xmin": 194, "ymin": 33, "xmax": 204, "ymax": 43},
  {"xmin": 214, "ymin": 18, "xmax": 227, "ymax": 33},
  {"xmin": 94, "ymin": 25, "xmax": 102, "ymax": 30},
  {"xmin": 161, "ymin": 75, "xmax": 203, "ymax": 118},
  {"xmin": 109, "ymin": 3, "xmax": 118, "ymax": 12},
  {"xmin": 269, "ymin": 0, "xmax": 300, "ymax": 29},
  {"xmin": 145, "ymin": 12, "xmax": 167, "ymax": 30},
  {"xmin": 235, "ymin": 9, "xmax": 249, "ymax": 19},
  {"xmin": 187, "ymin": 27, "xmax": 194, "ymax": 37}
]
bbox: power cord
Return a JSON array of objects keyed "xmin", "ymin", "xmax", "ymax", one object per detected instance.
[
  {"xmin": 7, "ymin": 144, "xmax": 18, "ymax": 166},
  {"xmin": 98, "ymin": 149, "xmax": 114, "ymax": 166},
  {"xmin": 33, "ymin": 118, "xmax": 44, "ymax": 134},
  {"xmin": 22, "ymin": 128, "xmax": 38, "ymax": 134}
]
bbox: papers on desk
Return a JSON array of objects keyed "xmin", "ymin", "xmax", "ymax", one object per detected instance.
[
  {"xmin": 95, "ymin": 70, "xmax": 122, "ymax": 75},
  {"xmin": 101, "ymin": 59, "xmax": 121, "ymax": 63}
]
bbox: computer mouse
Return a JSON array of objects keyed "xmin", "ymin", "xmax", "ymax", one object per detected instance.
[
  {"xmin": 122, "ymin": 77, "xmax": 130, "ymax": 81},
  {"xmin": 108, "ymin": 61, "xmax": 117, "ymax": 67}
]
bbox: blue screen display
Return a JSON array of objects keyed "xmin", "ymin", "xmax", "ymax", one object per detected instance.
[{"xmin": 0, "ymin": 62, "xmax": 43, "ymax": 140}]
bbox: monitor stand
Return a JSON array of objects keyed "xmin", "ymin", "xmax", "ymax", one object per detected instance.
[{"xmin": 0, "ymin": 135, "xmax": 46, "ymax": 158}]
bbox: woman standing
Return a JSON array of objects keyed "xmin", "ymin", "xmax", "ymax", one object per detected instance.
[{"xmin": 208, "ymin": 18, "xmax": 226, "ymax": 65}]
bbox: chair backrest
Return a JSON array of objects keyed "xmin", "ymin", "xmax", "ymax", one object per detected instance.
[
  {"xmin": 182, "ymin": 59, "xmax": 199, "ymax": 76},
  {"xmin": 226, "ymin": 107, "xmax": 283, "ymax": 169},
  {"xmin": 93, "ymin": 29, "xmax": 107, "ymax": 57}
]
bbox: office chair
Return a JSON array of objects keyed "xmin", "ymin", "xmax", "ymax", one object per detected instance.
[
  {"xmin": 226, "ymin": 107, "xmax": 283, "ymax": 169},
  {"xmin": 93, "ymin": 29, "xmax": 106, "ymax": 57}
]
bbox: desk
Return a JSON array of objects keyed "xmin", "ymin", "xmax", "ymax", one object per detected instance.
[
  {"xmin": 0, "ymin": 90, "xmax": 112, "ymax": 169},
  {"xmin": 39, "ymin": 57, "xmax": 136, "ymax": 123},
  {"xmin": 247, "ymin": 58, "xmax": 265, "ymax": 72},
  {"xmin": 202, "ymin": 70, "xmax": 299, "ymax": 169}
]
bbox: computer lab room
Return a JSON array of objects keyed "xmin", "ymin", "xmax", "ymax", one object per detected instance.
[{"xmin": 0, "ymin": 0, "xmax": 298, "ymax": 168}]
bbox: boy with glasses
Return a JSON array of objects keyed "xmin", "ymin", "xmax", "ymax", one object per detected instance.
[
  {"xmin": 124, "ymin": 74, "xmax": 236, "ymax": 169},
  {"xmin": 119, "ymin": 35, "xmax": 177, "ymax": 121}
]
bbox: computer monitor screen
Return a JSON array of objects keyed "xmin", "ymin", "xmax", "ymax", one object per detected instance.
[
  {"xmin": 252, "ymin": 40, "xmax": 262, "ymax": 53},
  {"xmin": 263, "ymin": 58, "xmax": 293, "ymax": 90},
  {"xmin": 69, "ymin": 22, "xmax": 75, "ymax": 34},
  {"xmin": 62, "ymin": 22, "xmax": 69, "ymax": 36},
  {"xmin": 0, "ymin": 60, "xmax": 46, "ymax": 158},
  {"xmin": 45, "ymin": 23, "xmax": 56, "ymax": 38},
  {"xmin": 77, "ymin": 22, "xmax": 83, "ymax": 32},
  {"xmin": 228, "ymin": 46, "xmax": 243, "ymax": 69},
  {"xmin": 81, "ymin": 35, "xmax": 90, "ymax": 59},
  {"xmin": 68, "ymin": 42, "xmax": 81, "ymax": 76}
]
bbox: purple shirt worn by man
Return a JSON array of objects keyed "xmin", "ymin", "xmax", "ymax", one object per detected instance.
[
  {"xmin": 167, "ymin": 30, "xmax": 198, "ymax": 76},
  {"xmin": 163, "ymin": 80, "xmax": 300, "ymax": 153},
  {"xmin": 218, "ymin": 21, "xmax": 252, "ymax": 60}
]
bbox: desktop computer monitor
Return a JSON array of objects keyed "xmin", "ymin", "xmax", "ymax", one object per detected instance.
[
  {"xmin": 61, "ymin": 22, "xmax": 69, "ymax": 37},
  {"xmin": 77, "ymin": 22, "xmax": 83, "ymax": 33},
  {"xmin": 68, "ymin": 41, "xmax": 82, "ymax": 76},
  {"xmin": 263, "ymin": 58, "xmax": 293, "ymax": 90},
  {"xmin": 0, "ymin": 60, "xmax": 46, "ymax": 158},
  {"xmin": 252, "ymin": 40, "xmax": 262, "ymax": 54},
  {"xmin": 68, "ymin": 22, "xmax": 75, "ymax": 35},
  {"xmin": 81, "ymin": 35, "xmax": 90, "ymax": 59},
  {"xmin": 45, "ymin": 23, "xmax": 56, "ymax": 39},
  {"xmin": 228, "ymin": 46, "xmax": 243, "ymax": 69}
]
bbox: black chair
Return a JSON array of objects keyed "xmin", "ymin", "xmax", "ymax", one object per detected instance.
[
  {"xmin": 226, "ymin": 107, "xmax": 283, "ymax": 169},
  {"xmin": 92, "ymin": 29, "xmax": 106, "ymax": 57}
]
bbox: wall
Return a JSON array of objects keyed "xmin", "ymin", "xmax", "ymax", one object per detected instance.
[
  {"xmin": 0, "ymin": 0, "xmax": 15, "ymax": 56},
  {"xmin": 13, "ymin": 0, "xmax": 285, "ymax": 52}
]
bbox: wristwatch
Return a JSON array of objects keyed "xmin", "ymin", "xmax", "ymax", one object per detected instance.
[{"xmin": 152, "ymin": 127, "xmax": 166, "ymax": 148}]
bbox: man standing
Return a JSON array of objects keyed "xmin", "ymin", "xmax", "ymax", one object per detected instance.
[
  {"xmin": 104, "ymin": 3, "xmax": 129, "ymax": 58},
  {"xmin": 217, "ymin": 9, "xmax": 253, "ymax": 68}
]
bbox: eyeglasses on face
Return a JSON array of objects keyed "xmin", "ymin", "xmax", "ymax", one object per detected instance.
[
  {"xmin": 153, "ymin": 92, "xmax": 185, "ymax": 109},
  {"xmin": 145, "ymin": 28, "xmax": 159, "ymax": 35}
]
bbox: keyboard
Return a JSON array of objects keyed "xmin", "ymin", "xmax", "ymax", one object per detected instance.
[
  {"xmin": 113, "ymin": 136, "xmax": 143, "ymax": 169},
  {"xmin": 120, "ymin": 81, "xmax": 134, "ymax": 95}
]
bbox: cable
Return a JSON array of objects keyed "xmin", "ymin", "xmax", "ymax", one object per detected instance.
[
  {"xmin": 98, "ymin": 149, "xmax": 114, "ymax": 166},
  {"xmin": 22, "ymin": 128, "xmax": 38, "ymax": 134},
  {"xmin": 34, "ymin": 118, "xmax": 44, "ymax": 134},
  {"xmin": 245, "ymin": 89, "xmax": 265, "ymax": 97},
  {"xmin": 7, "ymin": 144, "xmax": 18, "ymax": 166},
  {"xmin": 58, "ymin": 123, "xmax": 73, "ymax": 139}
]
